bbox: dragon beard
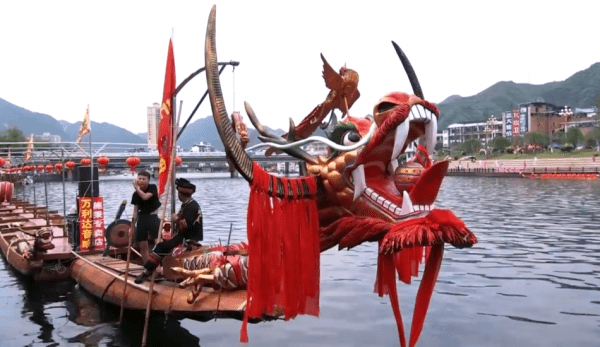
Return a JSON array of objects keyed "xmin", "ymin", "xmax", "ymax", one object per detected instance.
[{"xmin": 319, "ymin": 210, "xmax": 476, "ymax": 347}]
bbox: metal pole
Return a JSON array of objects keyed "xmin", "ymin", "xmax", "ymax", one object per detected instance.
[
  {"xmin": 171, "ymin": 96, "xmax": 177, "ymax": 216},
  {"xmin": 89, "ymin": 108, "xmax": 95, "ymax": 248},
  {"xmin": 62, "ymin": 149, "xmax": 66, "ymax": 218},
  {"xmin": 42, "ymin": 152, "xmax": 49, "ymax": 226},
  {"xmin": 177, "ymin": 64, "xmax": 228, "ymax": 139}
]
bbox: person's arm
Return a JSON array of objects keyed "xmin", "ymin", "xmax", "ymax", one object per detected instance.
[
  {"xmin": 178, "ymin": 203, "xmax": 198, "ymax": 233},
  {"xmin": 133, "ymin": 180, "xmax": 154, "ymax": 201}
]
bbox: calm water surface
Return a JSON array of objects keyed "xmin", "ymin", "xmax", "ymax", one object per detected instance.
[{"xmin": 1, "ymin": 174, "xmax": 599, "ymax": 347}]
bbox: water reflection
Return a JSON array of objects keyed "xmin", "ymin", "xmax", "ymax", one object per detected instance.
[{"xmin": 2, "ymin": 175, "xmax": 599, "ymax": 346}]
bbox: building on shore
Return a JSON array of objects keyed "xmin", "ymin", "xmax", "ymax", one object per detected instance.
[
  {"xmin": 33, "ymin": 132, "xmax": 61, "ymax": 143},
  {"xmin": 442, "ymin": 118, "xmax": 503, "ymax": 148},
  {"xmin": 147, "ymin": 103, "xmax": 160, "ymax": 150},
  {"xmin": 439, "ymin": 99, "xmax": 598, "ymax": 149}
]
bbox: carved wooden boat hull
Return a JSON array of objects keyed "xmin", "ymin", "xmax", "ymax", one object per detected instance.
[{"xmin": 70, "ymin": 254, "xmax": 247, "ymax": 319}]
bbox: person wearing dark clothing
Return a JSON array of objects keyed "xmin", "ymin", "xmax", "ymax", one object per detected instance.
[
  {"xmin": 135, "ymin": 178, "xmax": 203, "ymax": 284},
  {"xmin": 131, "ymin": 171, "xmax": 161, "ymax": 263}
]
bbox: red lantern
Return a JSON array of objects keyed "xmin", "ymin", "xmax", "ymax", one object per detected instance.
[
  {"xmin": 97, "ymin": 156, "xmax": 110, "ymax": 171},
  {"xmin": 65, "ymin": 161, "xmax": 76, "ymax": 172},
  {"xmin": 0, "ymin": 157, "xmax": 4, "ymax": 167},
  {"xmin": 81, "ymin": 158, "xmax": 91, "ymax": 166},
  {"xmin": 126, "ymin": 156, "xmax": 141, "ymax": 174},
  {"xmin": 37, "ymin": 165, "xmax": 45, "ymax": 173},
  {"xmin": 55, "ymin": 163, "xmax": 63, "ymax": 172},
  {"xmin": 45, "ymin": 164, "xmax": 54, "ymax": 173},
  {"xmin": 176, "ymin": 156, "xmax": 182, "ymax": 167}
]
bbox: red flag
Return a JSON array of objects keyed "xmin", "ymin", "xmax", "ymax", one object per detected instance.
[{"xmin": 158, "ymin": 39, "xmax": 176, "ymax": 196}]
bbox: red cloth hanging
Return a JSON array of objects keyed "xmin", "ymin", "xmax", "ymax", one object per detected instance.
[{"xmin": 241, "ymin": 163, "xmax": 320, "ymax": 342}]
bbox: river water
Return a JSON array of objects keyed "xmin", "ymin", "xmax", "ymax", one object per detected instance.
[{"xmin": 1, "ymin": 174, "xmax": 599, "ymax": 347}]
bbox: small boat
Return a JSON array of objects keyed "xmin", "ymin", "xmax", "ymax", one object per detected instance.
[
  {"xmin": 0, "ymin": 199, "xmax": 73, "ymax": 282},
  {"xmin": 522, "ymin": 172, "xmax": 600, "ymax": 179}
]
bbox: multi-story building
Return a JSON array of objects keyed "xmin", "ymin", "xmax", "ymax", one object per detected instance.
[
  {"xmin": 147, "ymin": 103, "xmax": 160, "ymax": 149},
  {"xmin": 33, "ymin": 132, "xmax": 61, "ymax": 143},
  {"xmin": 443, "ymin": 118, "xmax": 503, "ymax": 148}
]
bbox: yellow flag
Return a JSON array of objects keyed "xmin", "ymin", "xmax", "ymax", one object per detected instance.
[
  {"xmin": 76, "ymin": 106, "xmax": 91, "ymax": 142},
  {"xmin": 24, "ymin": 134, "xmax": 33, "ymax": 162}
]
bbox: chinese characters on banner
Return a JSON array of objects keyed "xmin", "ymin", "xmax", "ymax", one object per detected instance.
[
  {"xmin": 504, "ymin": 111, "xmax": 513, "ymax": 139},
  {"xmin": 78, "ymin": 196, "xmax": 106, "ymax": 251}
]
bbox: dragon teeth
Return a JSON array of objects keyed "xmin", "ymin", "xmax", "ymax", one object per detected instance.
[
  {"xmin": 393, "ymin": 105, "xmax": 437, "ymax": 169},
  {"xmin": 352, "ymin": 164, "xmax": 366, "ymax": 201},
  {"xmin": 425, "ymin": 113, "xmax": 437, "ymax": 154},
  {"xmin": 400, "ymin": 191, "xmax": 413, "ymax": 215},
  {"xmin": 389, "ymin": 120, "xmax": 410, "ymax": 175}
]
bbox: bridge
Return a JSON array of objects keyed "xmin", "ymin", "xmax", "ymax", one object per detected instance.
[{"xmin": 11, "ymin": 142, "xmax": 311, "ymax": 176}]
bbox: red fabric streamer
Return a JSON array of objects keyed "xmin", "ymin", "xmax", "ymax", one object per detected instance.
[
  {"xmin": 374, "ymin": 242, "xmax": 445, "ymax": 347},
  {"xmin": 240, "ymin": 163, "xmax": 320, "ymax": 342}
]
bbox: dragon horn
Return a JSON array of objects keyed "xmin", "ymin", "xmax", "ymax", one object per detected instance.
[
  {"xmin": 205, "ymin": 5, "xmax": 254, "ymax": 181},
  {"xmin": 391, "ymin": 41, "xmax": 424, "ymax": 100}
]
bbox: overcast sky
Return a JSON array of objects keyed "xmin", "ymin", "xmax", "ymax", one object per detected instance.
[{"xmin": 1, "ymin": 1, "xmax": 597, "ymax": 135}]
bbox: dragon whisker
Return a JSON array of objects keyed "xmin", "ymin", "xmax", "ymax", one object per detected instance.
[{"xmin": 248, "ymin": 122, "xmax": 376, "ymax": 153}]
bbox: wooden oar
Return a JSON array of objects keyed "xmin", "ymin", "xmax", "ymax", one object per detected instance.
[
  {"xmin": 141, "ymin": 99, "xmax": 182, "ymax": 347},
  {"xmin": 119, "ymin": 206, "xmax": 138, "ymax": 323}
]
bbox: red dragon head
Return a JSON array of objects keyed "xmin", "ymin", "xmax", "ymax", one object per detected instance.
[{"xmin": 204, "ymin": 6, "xmax": 476, "ymax": 346}]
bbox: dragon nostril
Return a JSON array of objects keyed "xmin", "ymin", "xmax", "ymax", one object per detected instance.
[{"xmin": 376, "ymin": 102, "xmax": 396, "ymax": 113}]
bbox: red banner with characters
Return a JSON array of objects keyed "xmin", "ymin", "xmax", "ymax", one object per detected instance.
[
  {"xmin": 79, "ymin": 196, "xmax": 106, "ymax": 251},
  {"xmin": 158, "ymin": 39, "xmax": 176, "ymax": 196}
]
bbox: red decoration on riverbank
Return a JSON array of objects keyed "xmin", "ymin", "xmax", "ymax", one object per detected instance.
[
  {"xmin": 97, "ymin": 156, "xmax": 110, "ymax": 171},
  {"xmin": 81, "ymin": 158, "xmax": 91, "ymax": 166},
  {"xmin": 36, "ymin": 165, "xmax": 44, "ymax": 173},
  {"xmin": 0, "ymin": 158, "xmax": 5, "ymax": 167},
  {"xmin": 175, "ymin": 156, "xmax": 182, "ymax": 167},
  {"xmin": 54, "ymin": 163, "xmax": 63, "ymax": 172},
  {"xmin": 126, "ymin": 156, "xmax": 140, "ymax": 174},
  {"xmin": 65, "ymin": 161, "xmax": 76, "ymax": 172},
  {"xmin": 45, "ymin": 164, "xmax": 53, "ymax": 173}
]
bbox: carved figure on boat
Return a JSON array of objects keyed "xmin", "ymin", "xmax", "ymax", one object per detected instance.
[{"xmin": 204, "ymin": 6, "xmax": 477, "ymax": 346}]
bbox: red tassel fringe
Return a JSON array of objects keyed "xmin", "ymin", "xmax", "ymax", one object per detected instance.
[{"xmin": 241, "ymin": 163, "xmax": 320, "ymax": 342}]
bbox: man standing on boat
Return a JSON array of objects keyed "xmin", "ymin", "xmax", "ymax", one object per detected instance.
[
  {"xmin": 135, "ymin": 178, "xmax": 203, "ymax": 284},
  {"xmin": 131, "ymin": 171, "xmax": 161, "ymax": 263}
]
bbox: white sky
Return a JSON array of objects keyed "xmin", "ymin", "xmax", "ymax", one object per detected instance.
[{"xmin": 1, "ymin": 1, "xmax": 598, "ymax": 135}]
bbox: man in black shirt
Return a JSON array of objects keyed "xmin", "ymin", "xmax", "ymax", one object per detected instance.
[
  {"xmin": 135, "ymin": 178, "xmax": 203, "ymax": 284},
  {"xmin": 131, "ymin": 171, "xmax": 161, "ymax": 263}
]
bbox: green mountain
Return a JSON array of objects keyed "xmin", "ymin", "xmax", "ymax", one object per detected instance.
[
  {"xmin": 0, "ymin": 97, "xmax": 146, "ymax": 143},
  {"xmin": 437, "ymin": 62, "xmax": 600, "ymax": 129},
  {"xmin": 177, "ymin": 115, "xmax": 284, "ymax": 151},
  {"xmin": 3, "ymin": 61, "xmax": 599, "ymax": 144},
  {"xmin": 0, "ymin": 97, "xmax": 66, "ymax": 137},
  {"xmin": 61, "ymin": 121, "xmax": 145, "ymax": 143}
]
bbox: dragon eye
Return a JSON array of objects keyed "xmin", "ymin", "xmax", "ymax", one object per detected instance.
[{"xmin": 342, "ymin": 131, "xmax": 361, "ymax": 146}]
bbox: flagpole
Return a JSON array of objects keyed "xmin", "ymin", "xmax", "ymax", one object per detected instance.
[
  {"xmin": 170, "ymin": 30, "xmax": 176, "ymax": 216},
  {"xmin": 88, "ymin": 105, "xmax": 95, "ymax": 248},
  {"xmin": 171, "ymin": 95, "xmax": 177, "ymax": 216}
]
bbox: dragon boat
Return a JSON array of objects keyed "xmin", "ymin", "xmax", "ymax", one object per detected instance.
[
  {"xmin": 0, "ymin": 182, "xmax": 73, "ymax": 282},
  {"xmin": 522, "ymin": 172, "xmax": 600, "ymax": 179},
  {"xmin": 194, "ymin": 6, "xmax": 478, "ymax": 346},
  {"xmin": 69, "ymin": 242, "xmax": 250, "ymax": 320},
  {"xmin": 11, "ymin": 6, "xmax": 479, "ymax": 346}
]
